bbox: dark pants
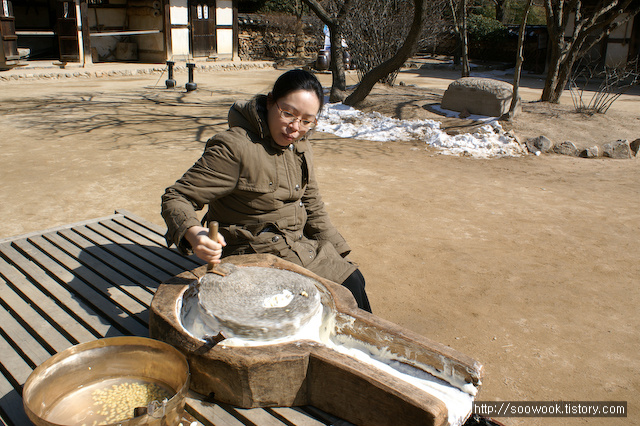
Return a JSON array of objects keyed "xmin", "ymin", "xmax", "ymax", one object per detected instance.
[{"xmin": 341, "ymin": 269, "xmax": 372, "ymax": 313}]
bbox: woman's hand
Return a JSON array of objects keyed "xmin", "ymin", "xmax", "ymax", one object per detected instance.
[{"xmin": 184, "ymin": 225, "xmax": 227, "ymax": 264}]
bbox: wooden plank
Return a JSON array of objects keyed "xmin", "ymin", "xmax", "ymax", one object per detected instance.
[
  {"xmin": 1, "ymin": 242, "xmax": 114, "ymax": 339},
  {"xmin": 40, "ymin": 231, "xmax": 154, "ymax": 310},
  {"xmin": 268, "ymin": 407, "xmax": 327, "ymax": 426},
  {"xmin": 26, "ymin": 235, "xmax": 150, "ymax": 332},
  {"xmin": 113, "ymin": 210, "xmax": 170, "ymax": 245},
  {"xmin": 0, "ymin": 213, "xmax": 121, "ymax": 245},
  {"xmin": 0, "ymin": 245, "xmax": 99, "ymax": 345},
  {"xmin": 186, "ymin": 394, "xmax": 250, "ymax": 426},
  {"xmin": 0, "ymin": 330, "xmax": 37, "ymax": 389},
  {"xmin": 0, "ymin": 277, "xmax": 74, "ymax": 354},
  {"xmin": 233, "ymin": 407, "xmax": 289, "ymax": 426},
  {"xmin": 57, "ymin": 226, "xmax": 163, "ymax": 294},
  {"xmin": 0, "ymin": 374, "xmax": 33, "ymax": 426},
  {"xmin": 111, "ymin": 215, "xmax": 203, "ymax": 270},
  {"xmin": 299, "ymin": 406, "xmax": 355, "ymax": 426},
  {"xmin": 13, "ymin": 237, "xmax": 148, "ymax": 337},
  {"xmin": 75, "ymin": 223, "xmax": 175, "ymax": 285},
  {"xmin": 92, "ymin": 220, "xmax": 194, "ymax": 277},
  {"xmin": 0, "ymin": 301, "xmax": 53, "ymax": 368}
]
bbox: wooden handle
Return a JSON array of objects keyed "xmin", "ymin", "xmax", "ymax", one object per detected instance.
[
  {"xmin": 208, "ymin": 221, "xmax": 219, "ymax": 242},
  {"xmin": 207, "ymin": 221, "xmax": 219, "ymax": 272}
]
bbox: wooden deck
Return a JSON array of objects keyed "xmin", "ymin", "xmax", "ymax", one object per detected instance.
[{"xmin": 0, "ymin": 210, "xmax": 350, "ymax": 426}]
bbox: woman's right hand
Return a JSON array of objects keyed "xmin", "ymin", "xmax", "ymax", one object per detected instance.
[{"xmin": 184, "ymin": 225, "xmax": 227, "ymax": 264}]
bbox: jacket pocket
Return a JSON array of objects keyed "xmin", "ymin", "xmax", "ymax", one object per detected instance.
[
  {"xmin": 248, "ymin": 230, "xmax": 298, "ymax": 264},
  {"xmin": 237, "ymin": 156, "xmax": 278, "ymax": 193}
]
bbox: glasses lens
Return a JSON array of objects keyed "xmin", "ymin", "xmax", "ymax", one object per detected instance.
[{"xmin": 278, "ymin": 104, "xmax": 316, "ymax": 130}]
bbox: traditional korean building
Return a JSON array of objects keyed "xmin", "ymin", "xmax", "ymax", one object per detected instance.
[{"xmin": 1, "ymin": 0, "xmax": 239, "ymax": 68}]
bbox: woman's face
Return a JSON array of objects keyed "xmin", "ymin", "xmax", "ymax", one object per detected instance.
[{"xmin": 267, "ymin": 89, "xmax": 321, "ymax": 147}]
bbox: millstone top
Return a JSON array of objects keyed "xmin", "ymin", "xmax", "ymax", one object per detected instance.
[{"xmin": 198, "ymin": 265, "xmax": 322, "ymax": 339}]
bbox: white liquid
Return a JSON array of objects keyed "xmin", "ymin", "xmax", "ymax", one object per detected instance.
[{"xmin": 179, "ymin": 288, "xmax": 477, "ymax": 426}]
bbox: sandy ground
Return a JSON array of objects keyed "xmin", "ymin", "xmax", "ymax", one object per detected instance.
[{"xmin": 0, "ymin": 65, "xmax": 638, "ymax": 426}]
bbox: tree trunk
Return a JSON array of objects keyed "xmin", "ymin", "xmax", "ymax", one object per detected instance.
[
  {"xmin": 328, "ymin": 26, "xmax": 347, "ymax": 102},
  {"xmin": 343, "ymin": 0, "xmax": 426, "ymax": 106},
  {"xmin": 460, "ymin": 0, "xmax": 470, "ymax": 77},
  {"xmin": 494, "ymin": 0, "xmax": 505, "ymax": 23},
  {"xmin": 541, "ymin": 0, "xmax": 640, "ymax": 102},
  {"xmin": 505, "ymin": 0, "xmax": 533, "ymax": 120},
  {"xmin": 303, "ymin": 0, "xmax": 352, "ymax": 102}
]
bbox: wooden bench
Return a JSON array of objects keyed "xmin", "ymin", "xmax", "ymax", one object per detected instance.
[{"xmin": 0, "ymin": 210, "xmax": 351, "ymax": 426}]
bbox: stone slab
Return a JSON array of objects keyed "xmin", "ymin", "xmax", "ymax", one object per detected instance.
[{"xmin": 441, "ymin": 77, "xmax": 518, "ymax": 117}]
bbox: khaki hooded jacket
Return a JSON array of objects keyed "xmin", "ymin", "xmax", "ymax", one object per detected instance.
[{"xmin": 161, "ymin": 95, "xmax": 357, "ymax": 284}]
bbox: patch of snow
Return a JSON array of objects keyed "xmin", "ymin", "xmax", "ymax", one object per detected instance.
[{"xmin": 317, "ymin": 103, "xmax": 526, "ymax": 158}]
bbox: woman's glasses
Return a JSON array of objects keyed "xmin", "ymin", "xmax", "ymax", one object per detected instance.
[{"xmin": 276, "ymin": 102, "xmax": 317, "ymax": 130}]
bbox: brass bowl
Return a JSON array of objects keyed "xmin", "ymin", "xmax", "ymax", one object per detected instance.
[{"xmin": 23, "ymin": 336, "xmax": 189, "ymax": 426}]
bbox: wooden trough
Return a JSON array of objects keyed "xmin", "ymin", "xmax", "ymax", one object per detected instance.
[{"xmin": 150, "ymin": 254, "xmax": 484, "ymax": 426}]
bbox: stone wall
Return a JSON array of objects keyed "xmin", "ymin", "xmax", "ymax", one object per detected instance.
[{"xmin": 238, "ymin": 14, "xmax": 323, "ymax": 61}]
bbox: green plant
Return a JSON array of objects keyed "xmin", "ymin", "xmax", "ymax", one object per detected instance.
[{"xmin": 467, "ymin": 14, "xmax": 508, "ymax": 42}]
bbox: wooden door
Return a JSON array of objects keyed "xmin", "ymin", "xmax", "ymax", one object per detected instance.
[
  {"xmin": 190, "ymin": 0, "xmax": 216, "ymax": 57},
  {"xmin": 56, "ymin": 0, "xmax": 78, "ymax": 62}
]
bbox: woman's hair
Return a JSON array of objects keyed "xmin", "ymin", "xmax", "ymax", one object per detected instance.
[{"xmin": 271, "ymin": 69, "xmax": 325, "ymax": 112}]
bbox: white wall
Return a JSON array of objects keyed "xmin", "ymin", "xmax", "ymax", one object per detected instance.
[
  {"xmin": 170, "ymin": 0, "xmax": 189, "ymax": 57},
  {"xmin": 216, "ymin": 0, "xmax": 233, "ymax": 56}
]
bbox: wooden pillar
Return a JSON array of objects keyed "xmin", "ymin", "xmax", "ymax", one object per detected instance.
[
  {"xmin": 232, "ymin": 0, "xmax": 238, "ymax": 60},
  {"xmin": 79, "ymin": 0, "xmax": 92, "ymax": 65},
  {"xmin": 163, "ymin": 0, "xmax": 172, "ymax": 60}
]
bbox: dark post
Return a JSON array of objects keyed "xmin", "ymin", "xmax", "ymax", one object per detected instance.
[
  {"xmin": 186, "ymin": 62, "xmax": 197, "ymax": 92},
  {"xmin": 166, "ymin": 60, "xmax": 176, "ymax": 88}
]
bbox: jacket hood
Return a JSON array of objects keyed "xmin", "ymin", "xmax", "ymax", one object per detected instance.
[
  {"xmin": 228, "ymin": 95, "xmax": 270, "ymax": 140},
  {"xmin": 227, "ymin": 95, "xmax": 312, "ymax": 152}
]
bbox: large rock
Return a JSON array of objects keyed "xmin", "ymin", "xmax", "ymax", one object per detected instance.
[
  {"xmin": 553, "ymin": 141, "xmax": 579, "ymax": 156},
  {"xmin": 580, "ymin": 146, "xmax": 600, "ymax": 158},
  {"xmin": 441, "ymin": 77, "xmax": 519, "ymax": 118},
  {"xmin": 525, "ymin": 135, "xmax": 553, "ymax": 154},
  {"xmin": 630, "ymin": 138, "xmax": 640, "ymax": 157},
  {"xmin": 603, "ymin": 140, "xmax": 632, "ymax": 159}
]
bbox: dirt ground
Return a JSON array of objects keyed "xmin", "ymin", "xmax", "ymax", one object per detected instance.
[{"xmin": 0, "ymin": 66, "xmax": 638, "ymax": 426}]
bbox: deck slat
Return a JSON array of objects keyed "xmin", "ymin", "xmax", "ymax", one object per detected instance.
[
  {"xmin": 0, "ymin": 331, "xmax": 36, "ymax": 389},
  {"xmin": 0, "ymin": 300, "xmax": 54, "ymax": 367},
  {"xmin": 95, "ymin": 219, "xmax": 197, "ymax": 277},
  {"xmin": 57, "ymin": 226, "xmax": 163, "ymax": 295},
  {"xmin": 25, "ymin": 235, "xmax": 150, "ymax": 334},
  {"xmin": 186, "ymin": 395, "xmax": 250, "ymax": 426},
  {"xmin": 37, "ymin": 231, "xmax": 154, "ymax": 311},
  {"xmin": 0, "ymin": 374, "xmax": 33, "ymax": 426},
  {"xmin": 0, "ymin": 245, "xmax": 99, "ymax": 345},
  {"xmin": 11, "ymin": 237, "xmax": 147, "ymax": 337},
  {"xmin": 269, "ymin": 407, "xmax": 328, "ymax": 426},
  {"xmin": 0, "ymin": 275, "xmax": 74, "ymax": 353},
  {"xmin": 234, "ymin": 406, "xmax": 289, "ymax": 426},
  {"xmin": 111, "ymin": 215, "xmax": 203, "ymax": 270},
  {"xmin": 77, "ymin": 222, "xmax": 176, "ymax": 285},
  {"xmin": 1, "ymin": 242, "xmax": 114, "ymax": 339}
]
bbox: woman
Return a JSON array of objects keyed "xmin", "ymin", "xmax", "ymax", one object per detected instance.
[{"xmin": 162, "ymin": 69, "xmax": 371, "ymax": 312}]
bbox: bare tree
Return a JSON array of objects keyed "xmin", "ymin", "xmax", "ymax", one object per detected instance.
[
  {"xmin": 542, "ymin": 0, "xmax": 640, "ymax": 103},
  {"xmin": 303, "ymin": 0, "xmax": 354, "ymax": 102},
  {"xmin": 343, "ymin": 0, "xmax": 430, "ymax": 105},
  {"xmin": 344, "ymin": 0, "xmax": 413, "ymax": 86},
  {"xmin": 504, "ymin": 0, "xmax": 534, "ymax": 120},
  {"xmin": 449, "ymin": 0, "xmax": 470, "ymax": 77},
  {"xmin": 343, "ymin": 0, "xmax": 447, "ymax": 87},
  {"xmin": 569, "ymin": 57, "xmax": 639, "ymax": 114},
  {"xmin": 305, "ymin": 0, "xmax": 443, "ymax": 105}
]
